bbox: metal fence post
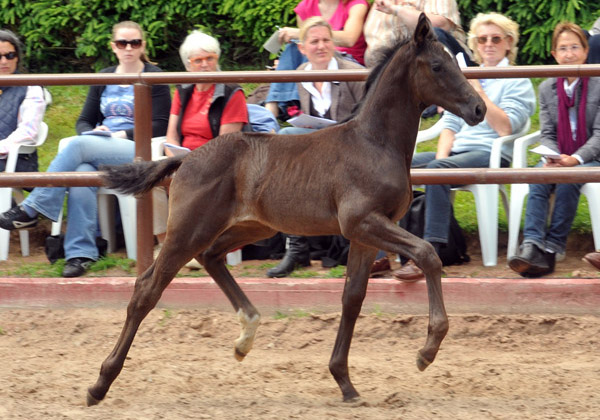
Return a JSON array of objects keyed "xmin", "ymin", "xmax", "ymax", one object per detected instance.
[{"xmin": 134, "ymin": 83, "xmax": 153, "ymax": 275}]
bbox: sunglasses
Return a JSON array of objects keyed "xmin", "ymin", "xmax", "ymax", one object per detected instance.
[
  {"xmin": 476, "ymin": 35, "xmax": 506, "ymax": 45},
  {"xmin": 189, "ymin": 54, "xmax": 218, "ymax": 66},
  {"xmin": 113, "ymin": 39, "xmax": 143, "ymax": 49},
  {"xmin": 0, "ymin": 51, "xmax": 17, "ymax": 60}
]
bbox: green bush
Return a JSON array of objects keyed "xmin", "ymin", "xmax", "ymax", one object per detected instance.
[{"xmin": 1, "ymin": 0, "xmax": 299, "ymax": 72}]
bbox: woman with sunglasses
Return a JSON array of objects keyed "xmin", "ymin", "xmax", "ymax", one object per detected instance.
[
  {"xmin": 393, "ymin": 12, "xmax": 536, "ymax": 281},
  {"xmin": 509, "ymin": 23, "xmax": 600, "ymax": 277},
  {"xmin": 0, "ymin": 29, "xmax": 46, "ymax": 173},
  {"xmin": 0, "ymin": 21, "xmax": 171, "ymax": 277}
]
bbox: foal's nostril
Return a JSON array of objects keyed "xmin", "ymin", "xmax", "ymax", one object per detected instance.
[{"xmin": 475, "ymin": 104, "xmax": 485, "ymax": 119}]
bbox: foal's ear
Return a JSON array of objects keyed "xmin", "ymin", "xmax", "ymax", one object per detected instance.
[{"xmin": 414, "ymin": 13, "xmax": 434, "ymax": 48}]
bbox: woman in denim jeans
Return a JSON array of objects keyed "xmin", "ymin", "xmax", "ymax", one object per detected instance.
[
  {"xmin": 0, "ymin": 21, "xmax": 171, "ymax": 277},
  {"xmin": 509, "ymin": 23, "xmax": 600, "ymax": 278}
]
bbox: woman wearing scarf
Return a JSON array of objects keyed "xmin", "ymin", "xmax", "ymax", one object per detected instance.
[{"xmin": 509, "ymin": 22, "xmax": 600, "ymax": 277}]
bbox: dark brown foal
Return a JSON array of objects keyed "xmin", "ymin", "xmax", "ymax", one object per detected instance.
[{"xmin": 89, "ymin": 14, "xmax": 485, "ymax": 405}]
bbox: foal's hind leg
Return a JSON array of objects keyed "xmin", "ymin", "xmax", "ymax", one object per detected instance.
[
  {"xmin": 341, "ymin": 211, "xmax": 448, "ymax": 372},
  {"xmin": 87, "ymin": 226, "xmax": 215, "ymax": 405},
  {"xmin": 329, "ymin": 243, "xmax": 377, "ymax": 401},
  {"xmin": 199, "ymin": 224, "xmax": 277, "ymax": 361}
]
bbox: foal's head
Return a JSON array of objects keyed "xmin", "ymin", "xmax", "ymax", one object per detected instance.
[
  {"xmin": 361, "ymin": 14, "xmax": 485, "ymax": 126},
  {"xmin": 408, "ymin": 14, "xmax": 485, "ymax": 125}
]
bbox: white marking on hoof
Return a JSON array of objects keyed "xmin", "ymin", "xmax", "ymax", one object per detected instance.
[{"xmin": 234, "ymin": 309, "xmax": 260, "ymax": 361}]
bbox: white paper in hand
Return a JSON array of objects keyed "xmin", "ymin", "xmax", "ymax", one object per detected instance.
[
  {"xmin": 82, "ymin": 130, "xmax": 113, "ymax": 137},
  {"xmin": 263, "ymin": 30, "xmax": 282, "ymax": 54},
  {"xmin": 530, "ymin": 145, "xmax": 561, "ymax": 159},
  {"xmin": 164, "ymin": 143, "xmax": 191, "ymax": 156},
  {"xmin": 287, "ymin": 114, "xmax": 336, "ymax": 129}
]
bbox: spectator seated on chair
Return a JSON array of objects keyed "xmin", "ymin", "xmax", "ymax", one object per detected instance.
[
  {"xmin": 263, "ymin": 0, "xmax": 369, "ymax": 119},
  {"xmin": 158, "ymin": 30, "xmax": 248, "ymax": 269},
  {"xmin": 393, "ymin": 12, "xmax": 535, "ymax": 281},
  {"xmin": 266, "ymin": 17, "xmax": 367, "ymax": 278},
  {"xmin": 508, "ymin": 22, "xmax": 600, "ymax": 278},
  {"xmin": 0, "ymin": 21, "xmax": 171, "ymax": 277},
  {"xmin": 0, "ymin": 29, "xmax": 46, "ymax": 175}
]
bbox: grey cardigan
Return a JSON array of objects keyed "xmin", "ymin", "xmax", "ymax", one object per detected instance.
[
  {"xmin": 296, "ymin": 55, "xmax": 365, "ymax": 122},
  {"xmin": 539, "ymin": 77, "xmax": 600, "ymax": 163}
]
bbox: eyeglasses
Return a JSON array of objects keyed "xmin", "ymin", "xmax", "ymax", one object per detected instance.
[
  {"xmin": 0, "ymin": 51, "xmax": 17, "ymax": 60},
  {"xmin": 476, "ymin": 35, "xmax": 506, "ymax": 45},
  {"xmin": 556, "ymin": 45, "xmax": 583, "ymax": 54},
  {"xmin": 189, "ymin": 54, "xmax": 218, "ymax": 66},
  {"xmin": 113, "ymin": 39, "xmax": 143, "ymax": 49}
]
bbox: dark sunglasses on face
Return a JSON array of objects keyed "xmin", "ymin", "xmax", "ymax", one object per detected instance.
[
  {"xmin": 477, "ymin": 35, "xmax": 506, "ymax": 45},
  {"xmin": 0, "ymin": 51, "xmax": 17, "ymax": 60},
  {"xmin": 113, "ymin": 39, "xmax": 143, "ymax": 49}
]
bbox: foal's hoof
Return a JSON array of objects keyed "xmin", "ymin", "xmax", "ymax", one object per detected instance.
[
  {"xmin": 416, "ymin": 351, "xmax": 433, "ymax": 372},
  {"xmin": 86, "ymin": 389, "xmax": 102, "ymax": 407},
  {"xmin": 234, "ymin": 347, "xmax": 247, "ymax": 362}
]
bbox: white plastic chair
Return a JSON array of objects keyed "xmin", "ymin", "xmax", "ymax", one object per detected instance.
[
  {"xmin": 151, "ymin": 136, "xmax": 242, "ymax": 265},
  {"xmin": 50, "ymin": 136, "xmax": 137, "ymax": 260},
  {"xmin": 0, "ymin": 121, "xmax": 49, "ymax": 260},
  {"xmin": 415, "ymin": 118, "xmax": 531, "ymax": 266},
  {"xmin": 507, "ymin": 130, "xmax": 600, "ymax": 258}
]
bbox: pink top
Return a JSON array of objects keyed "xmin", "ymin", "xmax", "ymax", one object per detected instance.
[{"xmin": 295, "ymin": 0, "xmax": 368, "ymax": 65}]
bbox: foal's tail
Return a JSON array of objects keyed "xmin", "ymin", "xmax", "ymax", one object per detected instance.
[{"xmin": 100, "ymin": 155, "xmax": 185, "ymax": 195}]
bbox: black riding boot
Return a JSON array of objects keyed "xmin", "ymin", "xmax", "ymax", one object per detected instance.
[{"xmin": 266, "ymin": 235, "xmax": 310, "ymax": 278}]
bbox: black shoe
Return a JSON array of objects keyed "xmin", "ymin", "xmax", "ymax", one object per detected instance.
[
  {"xmin": 0, "ymin": 205, "xmax": 37, "ymax": 230},
  {"xmin": 266, "ymin": 235, "xmax": 310, "ymax": 278},
  {"xmin": 62, "ymin": 257, "xmax": 95, "ymax": 278},
  {"xmin": 508, "ymin": 243, "xmax": 555, "ymax": 278}
]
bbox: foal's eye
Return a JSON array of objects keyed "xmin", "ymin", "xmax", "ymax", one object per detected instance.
[{"xmin": 431, "ymin": 62, "xmax": 442, "ymax": 72}]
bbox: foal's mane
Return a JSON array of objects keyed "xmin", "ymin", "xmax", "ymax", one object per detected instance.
[{"xmin": 344, "ymin": 38, "xmax": 411, "ymax": 121}]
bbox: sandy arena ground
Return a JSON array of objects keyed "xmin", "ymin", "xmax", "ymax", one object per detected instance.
[{"xmin": 1, "ymin": 307, "xmax": 599, "ymax": 419}]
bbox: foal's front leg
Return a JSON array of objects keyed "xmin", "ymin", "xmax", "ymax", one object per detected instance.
[
  {"xmin": 329, "ymin": 243, "xmax": 377, "ymax": 401},
  {"xmin": 342, "ymin": 212, "xmax": 449, "ymax": 371}
]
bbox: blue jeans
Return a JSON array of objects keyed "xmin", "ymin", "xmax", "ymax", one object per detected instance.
[
  {"xmin": 266, "ymin": 42, "xmax": 307, "ymax": 105},
  {"xmin": 23, "ymin": 135, "xmax": 135, "ymax": 260},
  {"xmin": 412, "ymin": 150, "xmax": 506, "ymax": 244},
  {"xmin": 522, "ymin": 160, "xmax": 600, "ymax": 253}
]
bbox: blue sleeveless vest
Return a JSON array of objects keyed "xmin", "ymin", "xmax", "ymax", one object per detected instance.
[{"xmin": 0, "ymin": 86, "xmax": 27, "ymax": 139}]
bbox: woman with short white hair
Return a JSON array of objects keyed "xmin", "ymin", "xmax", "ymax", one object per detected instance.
[{"xmin": 164, "ymin": 30, "xmax": 247, "ymax": 154}]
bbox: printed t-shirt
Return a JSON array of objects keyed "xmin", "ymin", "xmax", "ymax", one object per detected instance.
[
  {"xmin": 100, "ymin": 85, "xmax": 134, "ymax": 132},
  {"xmin": 170, "ymin": 85, "xmax": 248, "ymax": 150},
  {"xmin": 295, "ymin": 0, "xmax": 368, "ymax": 65}
]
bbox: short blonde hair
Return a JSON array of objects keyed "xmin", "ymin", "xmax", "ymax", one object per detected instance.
[
  {"xmin": 468, "ymin": 12, "xmax": 520, "ymax": 65},
  {"xmin": 299, "ymin": 16, "xmax": 333, "ymax": 43},
  {"xmin": 179, "ymin": 30, "xmax": 221, "ymax": 71}
]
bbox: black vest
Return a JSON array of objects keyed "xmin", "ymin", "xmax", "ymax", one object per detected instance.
[
  {"xmin": 176, "ymin": 83, "xmax": 242, "ymax": 141},
  {"xmin": 0, "ymin": 86, "xmax": 27, "ymax": 139}
]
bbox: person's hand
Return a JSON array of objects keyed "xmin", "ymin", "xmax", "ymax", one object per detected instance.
[
  {"xmin": 375, "ymin": 0, "xmax": 397, "ymax": 15},
  {"xmin": 278, "ymin": 27, "xmax": 299, "ymax": 44},
  {"xmin": 111, "ymin": 130, "xmax": 128, "ymax": 139},
  {"xmin": 94, "ymin": 125, "xmax": 110, "ymax": 131},
  {"xmin": 544, "ymin": 154, "xmax": 579, "ymax": 167}
]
